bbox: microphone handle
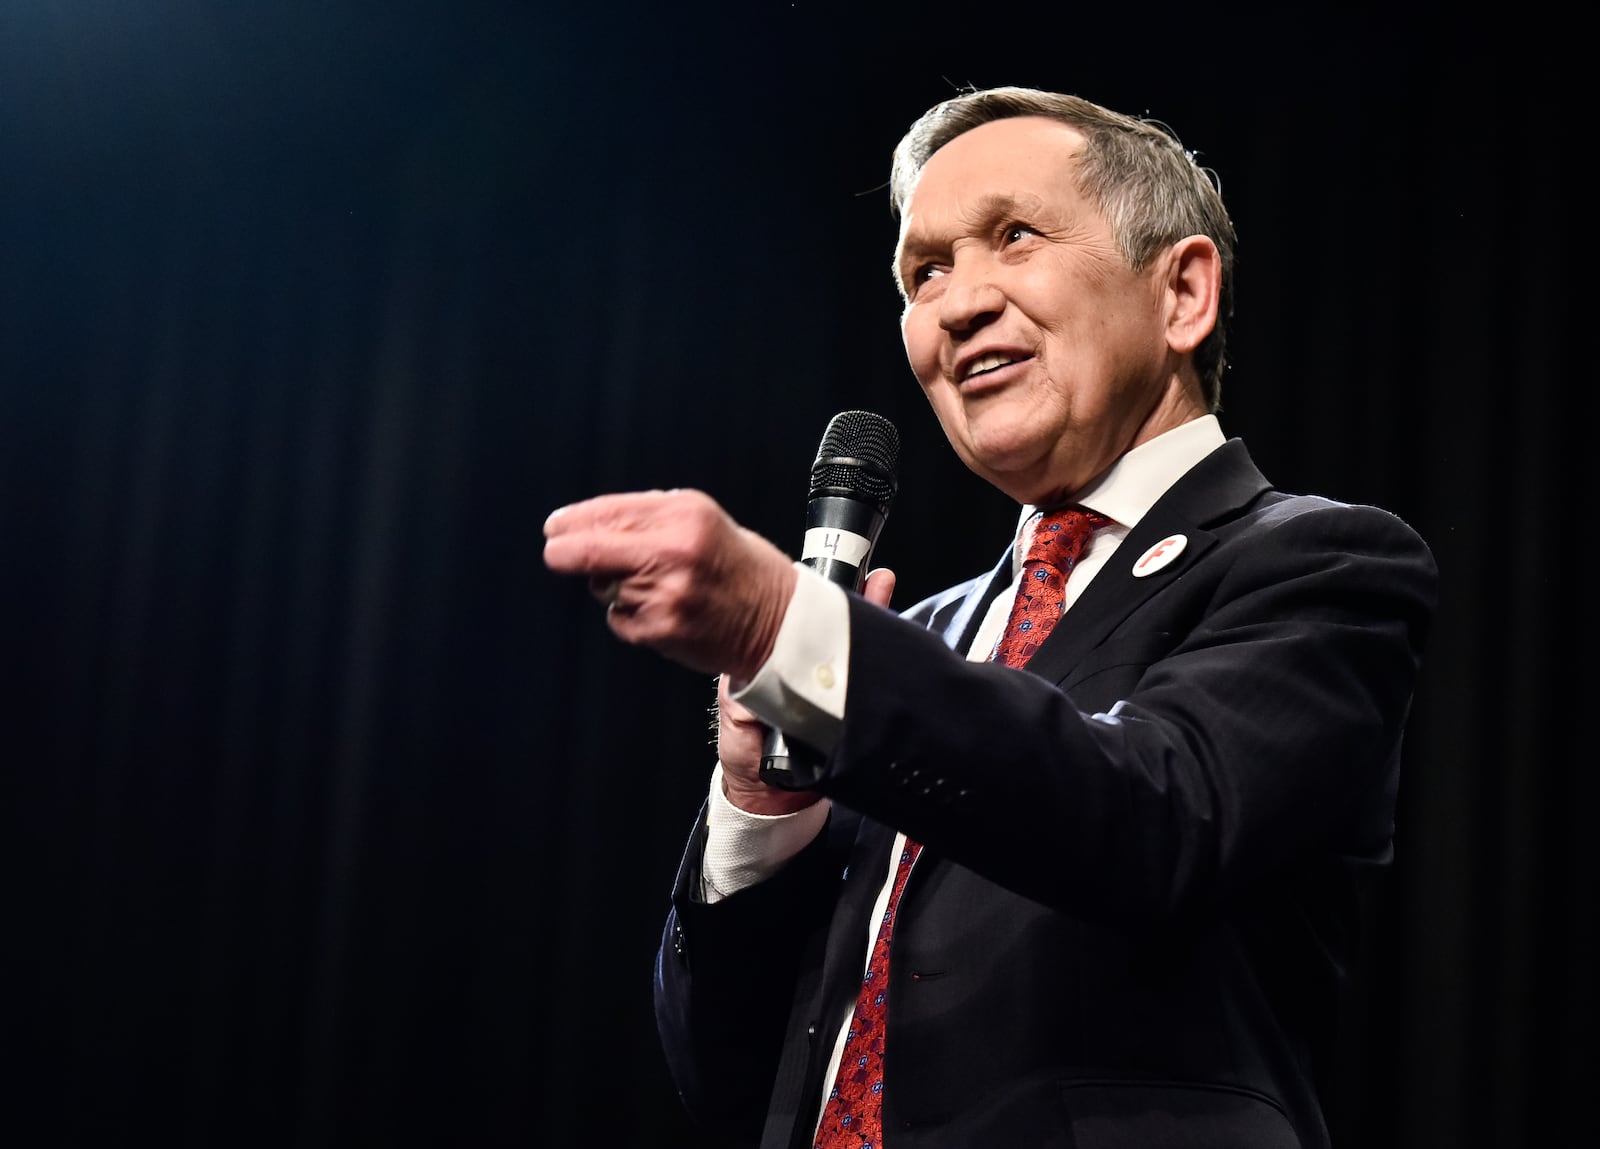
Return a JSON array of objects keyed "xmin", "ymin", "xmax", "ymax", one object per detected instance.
[{"xmin": 757, "ymin": 496, "xmax": 885, "ymax": 788}]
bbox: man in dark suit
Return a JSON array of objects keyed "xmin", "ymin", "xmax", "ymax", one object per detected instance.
[{"xmin": 544, "ymin": 87, "xmax": 1437, "ymax": 1148}]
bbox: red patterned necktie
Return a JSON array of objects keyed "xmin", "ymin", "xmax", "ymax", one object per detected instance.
[
  {"xmin": 813, "ymin": 506, "xmax": 1109, "ymax": 1148},
  {"xmin": 991, "ymin": 505, "xmax": 1111, "ymax": 667}
]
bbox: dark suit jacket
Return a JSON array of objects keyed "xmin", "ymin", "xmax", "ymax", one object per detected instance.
[{"xmin": 654, "ymin": 439, "xmax": 1438, "ymax": 1149}]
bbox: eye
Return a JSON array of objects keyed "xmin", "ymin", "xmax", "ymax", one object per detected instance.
[
  {"xmin": 1003, "ymin": 223, "xmax": 1038, "ymax": 245},
  {"xmin": 905, "ymin": 263, "xmax": 946, "ymax": 296}
]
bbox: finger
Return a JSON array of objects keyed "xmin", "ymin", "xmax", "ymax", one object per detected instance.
[
  {"xmin": 544, "ymin": 536, "xmax": 630, "ymax": 578},
  {"xmin": 543, "ymin": 489, "xmax": 685, "ymax": 538},
  {"xmin": 542, "ymin": 489, "xmax": 708, "ymax": 576},
  {"xmin": 862, "ymin": 566, "xmax": 897, "ymax": 609},
  {"xmin": 542, "ymin": 516, "xmax": 660, "ymax": 577}
]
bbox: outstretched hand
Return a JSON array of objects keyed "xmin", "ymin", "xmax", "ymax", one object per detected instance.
[{"xmin": 542, "ymin": 489, "xmax": 799, "ymax": 683}]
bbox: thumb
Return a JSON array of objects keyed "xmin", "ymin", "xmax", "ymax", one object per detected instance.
[{"xmin": 862, "ymin": 567, "xmax": 896, "ymax": 610}]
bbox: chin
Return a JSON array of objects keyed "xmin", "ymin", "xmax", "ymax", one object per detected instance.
[
  {"xmin": 969, "ymin": 448, "xmax": 1090, "ymax": 507},
  {"xmin": 964, "ymin": 458, "xmax": 1051, "ymax": 505},
  {"xmin": 959, "ymin": 421, "xmax": 1045, "ymax": 465}
]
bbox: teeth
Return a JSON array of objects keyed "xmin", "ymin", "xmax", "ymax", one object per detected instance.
[{"xmin": 967, "ymin": 352, "xmax": 1016, "ymax": 378}]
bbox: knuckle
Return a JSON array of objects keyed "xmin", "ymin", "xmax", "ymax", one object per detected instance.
[{"xmin": 680, "ymin": 490, "xmax": 721, "ymax": 529}]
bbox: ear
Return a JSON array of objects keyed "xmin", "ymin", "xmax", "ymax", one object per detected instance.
[{"xmin": 1161, "ymin": 235, "xmax": 1221, "ymax": 357}]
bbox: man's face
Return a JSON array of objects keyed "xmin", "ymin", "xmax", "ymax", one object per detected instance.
[{"xmin": 895, "ymin": 116, "xmax": 1197, "ymax": 506}]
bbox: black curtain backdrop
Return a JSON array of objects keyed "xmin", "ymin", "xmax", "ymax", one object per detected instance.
[{"xmin": 3, "ymin": 3, "xmax": 1593, "ymax": 1146}]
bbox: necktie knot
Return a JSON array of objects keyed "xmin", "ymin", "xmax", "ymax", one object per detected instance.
[{"xmin": 1023, "ymin": 505, "xmax": 1111, "ymax": 571}]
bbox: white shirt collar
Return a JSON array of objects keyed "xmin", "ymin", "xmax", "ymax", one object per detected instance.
[{"xmin": 1013, "ymin": 414, "xmax": 1227, "ymax": 541}]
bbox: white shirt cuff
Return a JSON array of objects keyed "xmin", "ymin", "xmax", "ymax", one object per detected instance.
[
  {"xmin": 701, "ymin": 763, "xmax": 831, "ymax": 903},
  {"xmin": 729, "ymin": 563, "xmax": 850, "ymax": 754}
]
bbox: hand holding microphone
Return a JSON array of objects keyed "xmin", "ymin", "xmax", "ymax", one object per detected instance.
[{"xmin": 757, "ymin": 411, "xmax": 899, "ymax": 784}]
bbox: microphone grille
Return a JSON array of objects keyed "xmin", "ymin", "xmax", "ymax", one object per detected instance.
[{"xmin": 808, "ymin": 410, "xmax": 900, "ymax": 510}]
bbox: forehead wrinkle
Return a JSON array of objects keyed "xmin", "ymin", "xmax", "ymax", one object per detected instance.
[{"xmin": 956, "ymin": 191, "xmax": 1048, "ymax": 233}]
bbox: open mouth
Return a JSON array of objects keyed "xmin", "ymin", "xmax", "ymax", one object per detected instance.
[{"xmin": 962, "ymin": 351, "xmax": 1026, "ymax": 382}]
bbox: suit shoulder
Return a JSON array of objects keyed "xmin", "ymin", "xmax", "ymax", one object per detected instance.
[
  {"xmin": 1228, "ymin": 490, "xmax": 1439, "ymax": 613},
  {"xmin": 1245, "ymin": 490, "xmax": 1432, "ymax": 555}
]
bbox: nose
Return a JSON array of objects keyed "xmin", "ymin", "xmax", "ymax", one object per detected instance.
[{"xmin": 938, "ymin": 257, "xmax": 1005, "ymax": 334}]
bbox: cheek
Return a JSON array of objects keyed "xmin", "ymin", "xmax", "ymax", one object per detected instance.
[{"xmin": 901, "ymin": 313, "xmax": 942, "ymax": 384}]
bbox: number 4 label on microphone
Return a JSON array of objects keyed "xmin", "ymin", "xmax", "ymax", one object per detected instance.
[{"xmin": 802, "ymin": 527, "xmax": 872, "ymax": 566}]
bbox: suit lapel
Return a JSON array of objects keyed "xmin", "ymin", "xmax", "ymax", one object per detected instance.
[
  {"xmin": 939, "ymin": 548, "xmax": 1013, "ymax": 657},
  {"xmin": 1025, "ymin": 439, "xmax": 1271, "ymax": 684},
  {"xmin": 824, "ymin": 819, "xmax": 899, "ymax": 967}
]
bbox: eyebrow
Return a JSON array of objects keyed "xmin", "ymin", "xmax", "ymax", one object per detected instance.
[{"xmin": 896, "ymin": 192, "xmax": 1049, "ymax": 260}]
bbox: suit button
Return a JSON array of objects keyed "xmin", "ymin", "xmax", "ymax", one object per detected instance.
[{"xmin": 673, "ymin": 924, "xmax": 687, "ymax": 958}]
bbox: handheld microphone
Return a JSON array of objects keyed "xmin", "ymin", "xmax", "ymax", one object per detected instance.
[{"xmin": 759, "ymin": 410, "xmax": 899, "ymax": 786}]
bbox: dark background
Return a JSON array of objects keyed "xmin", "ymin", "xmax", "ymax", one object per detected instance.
[{"xmin": 2, "ymin": 2, "xmax": 1592, "ymax": 1146}]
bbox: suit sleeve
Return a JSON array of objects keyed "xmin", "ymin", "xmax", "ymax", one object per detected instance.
[{"xmin": 781, "ymin": 498, "xmax": 1438, "ymax": 928}]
